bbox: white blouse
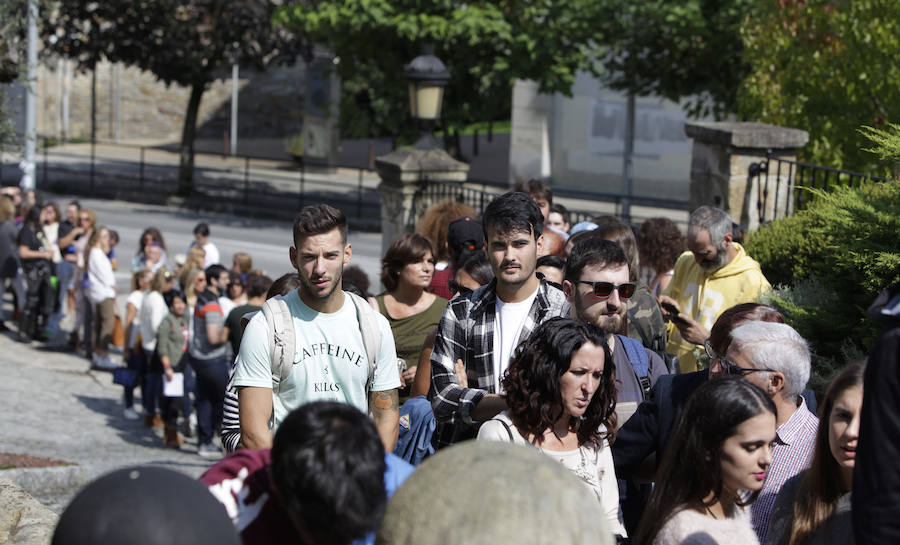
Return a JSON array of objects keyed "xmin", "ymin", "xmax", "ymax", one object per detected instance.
[{"xmin": 478, "ymin": 411, "xmax": 626, "ymax": 537}]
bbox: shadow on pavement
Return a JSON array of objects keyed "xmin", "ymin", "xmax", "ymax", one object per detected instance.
[{"xmin": 73, "ymin": 394, "xmax": 176, "ymax": 451}]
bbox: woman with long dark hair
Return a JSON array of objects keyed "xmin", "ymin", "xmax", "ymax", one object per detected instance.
[
  {"xmin": 16, "ymin": 206, "xmax": 56, "ymax": 341},
  {"xmin": 477, "ymin": 317, "xmax": 623, "ymax": 536},
  {"xmin": 767, "ymin": 361, "xmax": 864, "ymax": 545},
  {"xmin": 131, "ymin": 227, "xmax": 168, "ymax": 272},
  {"xmin": 634, "ymin": 376, "xmax": 777, "ymax": 545}
]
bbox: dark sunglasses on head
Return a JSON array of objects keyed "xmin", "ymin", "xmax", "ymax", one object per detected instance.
[
  {"xmin": 577, "ymin": 280, "xmax": 636, "ymax": 300},
  {"xmin": 448, "ymin": 280, "xmax": 473, "ymax": 298}
]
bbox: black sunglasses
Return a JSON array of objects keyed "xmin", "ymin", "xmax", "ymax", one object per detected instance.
[
  {"xmin": 577, "ymin": 280, "xmax": 636, "ymax": 300},
  {"xmin": 721, "ymin": 357, "xmax": 776, "ymax": 376},
  {"xmin": 449, "ymin": 280, "xmax": 473, "ymax": 298}
]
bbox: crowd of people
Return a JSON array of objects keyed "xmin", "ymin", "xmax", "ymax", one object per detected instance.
[{"xmin": 8, "ymin": 180, "xmax": 890, "ymax": 545}]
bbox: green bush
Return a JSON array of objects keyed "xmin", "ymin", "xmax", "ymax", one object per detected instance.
[{"xmin": 745, "ymin": 180, "xmax": 900, "ymax": 390}]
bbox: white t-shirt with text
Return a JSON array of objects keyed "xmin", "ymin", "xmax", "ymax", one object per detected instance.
[
  {"xmin": 492, "ymin": 287, "xmax": 538, "ymax": 392},
  {"xmin": 232, "ymin": 290, "xmax": 401, "ymax": 430}
]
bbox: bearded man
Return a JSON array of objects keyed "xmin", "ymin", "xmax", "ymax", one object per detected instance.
[{"xmin": 658, "ymin": 206, "xmax": 770, "ymax": 372}]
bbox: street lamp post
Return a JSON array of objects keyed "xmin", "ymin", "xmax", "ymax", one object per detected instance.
[{"xmin": 403, "ymin": 44, "xmax": 450, "ymax": 150}]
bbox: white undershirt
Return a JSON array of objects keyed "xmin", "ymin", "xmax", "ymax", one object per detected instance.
[{"xmin": 492, "ymin": 286, "xmax": 539, "ymax": 392}]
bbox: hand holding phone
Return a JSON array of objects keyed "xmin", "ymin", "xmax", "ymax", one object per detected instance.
[{"xmin": 661, "ymin": 301, "xmax": 689, "ymax": 323}]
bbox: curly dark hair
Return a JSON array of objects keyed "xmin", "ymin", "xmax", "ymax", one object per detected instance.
[
  {"xmin": 501, "ymin": 317, "xmax": 617, "ymax": 447},
  {"xmin": 636, "ymin": 217, "xmax": 686, "ymax": 275}
]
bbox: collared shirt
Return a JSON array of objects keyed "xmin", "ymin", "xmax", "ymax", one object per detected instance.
[
  {"xmin": 429, "ymin": 278, "xmax": 570, "ymax": 447},
  {"xmin": 752, "ymin": 396, "xmax": 819, "ymax": 543}
]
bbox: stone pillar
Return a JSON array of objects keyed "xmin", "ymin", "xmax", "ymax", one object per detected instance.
[
  {"xmin": 375, "ymin": 147, "xmax": 469, "ymax": 256},
  {"xmin": 684, "ymin": 122, "xmax": 808, "ymax": 231},
  {"xmin": 508, "ymin": 79, "xmax": 553, "ymax": 186}
]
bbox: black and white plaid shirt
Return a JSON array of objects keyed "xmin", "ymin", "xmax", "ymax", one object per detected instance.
[{"xmin": 429, "ymin": 278, "xmax": 571, "ymax": 447}]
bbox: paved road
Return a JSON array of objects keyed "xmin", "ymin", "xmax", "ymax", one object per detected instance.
[{"xmin": 0, "ymin": 327, "xmax": 213, "ymax": 513}]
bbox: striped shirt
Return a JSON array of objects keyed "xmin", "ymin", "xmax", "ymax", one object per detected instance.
[
  {"xmin": 429, "ymin": 278, "xmax": 570, "ymax": 447},
  {"xmin": 752, "ymin": 397, "xmax": 818, "ymax": 543}
]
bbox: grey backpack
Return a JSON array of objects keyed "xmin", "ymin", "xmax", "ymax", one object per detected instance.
[{"xmin": 221, "ymin": 292, "xmax": 382, "ymax": 452}]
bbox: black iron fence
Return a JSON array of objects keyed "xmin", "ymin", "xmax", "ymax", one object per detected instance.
[
  {"xmin": 2, "ymin": 139, "xmax": 691, "ymax": 232},
  {"xmin": 748, "ymin": 153, "xmax": 889, "ymax": 225},
  {"xmin": 0, "ymin": 139, "xmax": 381, "ymax": 228}
]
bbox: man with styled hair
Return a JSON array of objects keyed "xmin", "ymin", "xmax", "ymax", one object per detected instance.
[
  {"xmin": 430, "ymin": 191, "xmax": 570, "ymax": 447},
  {"xmin": 203, "ymin": 401, "xmax": 413, "ymax": 545},
  {"xmin": 726, "ymin": 320, "xmax": 817, "ymax": 543},
  {"xmin": 233, "ymin": 204, "xmax": 401, "ymax": 452},
  {"xmin": 514, "ymin": 178, "xmax": 566, "ymax": 256},
  {"xmin": 659, "ymin": 205, "xmax": 770, "ymax": 372}
]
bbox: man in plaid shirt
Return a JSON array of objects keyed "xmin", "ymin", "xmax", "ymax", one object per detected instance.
[
  {"xmin": 430, "ymin": 191, "xmax": 570, "ymax": 448},
  {"xmin": 725, "ymin": 321, "xmax": 818, "ymax": 544}
]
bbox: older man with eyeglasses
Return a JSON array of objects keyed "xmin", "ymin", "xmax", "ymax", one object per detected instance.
[
  {"xmin": 725, "ymin": 320, "xmax": 818, "ymax": 545},
  {"xmin": 611, "ymin": 303, "xmax": 816, "ymax": 537}
]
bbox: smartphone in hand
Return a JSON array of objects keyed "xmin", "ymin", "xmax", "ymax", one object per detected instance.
[{"xmin": 661, "ymin": 301, "xmax": 689, "ymax": 323}]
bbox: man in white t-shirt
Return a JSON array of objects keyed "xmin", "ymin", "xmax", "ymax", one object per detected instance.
[
  {"xmin": 190, "ymin": 222, "xmax": 221, "ymax": 266},
  {"xmin": 430, "ymin": 192, "xmax": 570, "ymax": 447},
  {"xmin": 233, "ymin": 204, "xmax": 401, "ymax": 451}
]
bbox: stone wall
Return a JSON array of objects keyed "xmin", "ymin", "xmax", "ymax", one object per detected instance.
[{"xmin": 34, "ymin": 57, "xmax": 306, "ymax": 143}]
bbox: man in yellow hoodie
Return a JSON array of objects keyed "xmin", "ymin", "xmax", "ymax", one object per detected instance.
[{"xmin": 659, "ymin": 206, "xmax": 770, "ymax": 372}]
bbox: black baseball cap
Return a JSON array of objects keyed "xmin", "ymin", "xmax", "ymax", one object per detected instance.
[
  {"xmin": 447, "ymin": 216, "xmax": 484, "ymax": 252},
  {"xmin": 53, "ymin": 466, "xmax": 241, "ymax": 545}
]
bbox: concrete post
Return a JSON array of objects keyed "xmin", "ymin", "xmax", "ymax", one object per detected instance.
[
  {"xmin": 375, "ymin": 147, "xmax": 469, "ymax": 256},
  {"xmin": 684, "ymin": 122, "xmax": 808, "ymax": 231}
]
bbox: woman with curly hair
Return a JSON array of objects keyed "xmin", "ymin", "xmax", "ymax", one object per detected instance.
[
  {"xmin": 636, "ymin": 217, "xmax": 686, "ymax": 296},
  {"xmin": 766, "ymin": 361, "xmax": 864, "ymax": 545},
  {"xmin": 477, "ymin": 317, "xmax": 624, "ymax": 537}
]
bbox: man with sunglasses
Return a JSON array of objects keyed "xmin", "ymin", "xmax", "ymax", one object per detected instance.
[
  {"xmin": 564, "ymin": 238, "xmax": 669, "ymax": 406},
  {"xmin": 563, "ymin": 237, "xmax": 669, "ymax": 535},
  {"xmin": 430, "ymin": 192, "xmax": 570, "ymax": 448}
]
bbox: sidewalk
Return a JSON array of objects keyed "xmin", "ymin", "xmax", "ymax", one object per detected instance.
[{"xmin": 0, "ymin": 328, "xmax": 217, "ymax": 514}]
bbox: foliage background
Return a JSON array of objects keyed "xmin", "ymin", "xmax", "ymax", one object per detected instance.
[
  {"xmin": 738, "ymin": 0, "xmax": 900, "ymax": 173},
  {"xmin": 745, "ymin": 178, "xmax": 900, "ymax": 392}
]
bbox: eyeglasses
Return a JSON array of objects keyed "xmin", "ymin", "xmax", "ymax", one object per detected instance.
[
  {"xmin": 577, "ymin": 280, "xmax": 636, "ymax": 300},
  {"xmin": 720, "ymin": 358, "xmax": 776, "ymax": 377},
  {"xmin": 448, "ymin": 280, "xmax": 473, "ymax": 298}
]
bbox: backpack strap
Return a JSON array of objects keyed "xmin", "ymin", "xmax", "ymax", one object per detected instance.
[
  {"xmin": 616, "ymin": 334, "xmax": 651, "ymax": 399},
  {"xmin": 346, "ymin": 291, "xmax": 381, "ymax": 392},
  {"xmin": 261, "ymin": 296, "xmax": 294, "ymax": 395}
]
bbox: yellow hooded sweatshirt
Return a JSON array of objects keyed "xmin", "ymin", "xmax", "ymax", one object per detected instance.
[{"xmin": 662, "ymin": 243, "xmax": 771, "ymax": 372}]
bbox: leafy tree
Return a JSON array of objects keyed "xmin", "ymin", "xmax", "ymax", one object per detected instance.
[
  {"xmin": 42, "ymin": 1, "xmax": 306, "ymax": 194},
  {"xmin": 738, "ymin": 0, "xmax": 900, "ymax": 173},
  {"xmin": 598, "ymin": 0, "xmax": 756, "ymax": 119},
  {"xmin": 745, "ymin": 180, "xmax": 900, "ymax": 387},
  {"xmin": 0, "ymin": 0, "xmax": 27, "ymax": 145},
  {"xmin": 274, "ymin": 1, "xmax": 605, "ymax": 140}
]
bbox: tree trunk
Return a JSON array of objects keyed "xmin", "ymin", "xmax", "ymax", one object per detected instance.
[{"xmin": 178, "ymin": 80, "xmax": 206, "ymax": 196}]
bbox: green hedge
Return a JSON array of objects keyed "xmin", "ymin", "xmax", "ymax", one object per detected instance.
[{"xmin": 745, "ymin": 181, "xmax": 900, "ymax": 391}]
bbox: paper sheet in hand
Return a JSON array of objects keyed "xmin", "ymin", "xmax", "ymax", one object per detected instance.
[{"xmin": 163, "ymin": 373, "xmax": 184, "ymax": 397}]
